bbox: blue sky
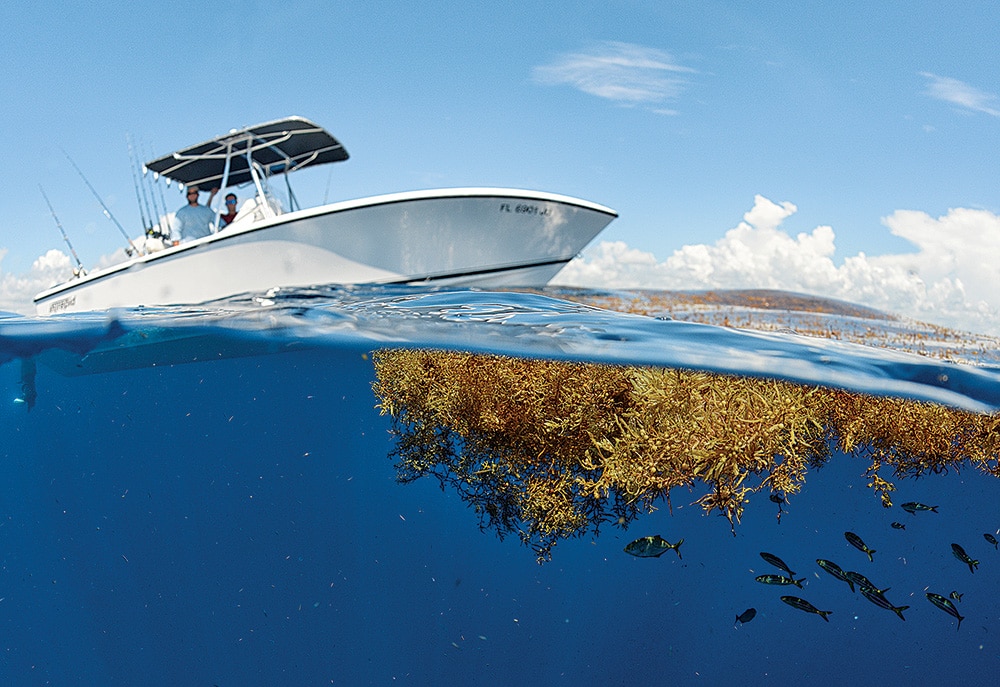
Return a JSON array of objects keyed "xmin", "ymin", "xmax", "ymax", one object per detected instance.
[{"xmin": 2, "ymin": 1, "xmax": 1000, "ymax": 332}]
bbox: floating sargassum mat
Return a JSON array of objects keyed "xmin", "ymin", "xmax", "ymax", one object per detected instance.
[{"xmin": 372, "ymin": 349, "xmax": 1000, "ymax": 562}]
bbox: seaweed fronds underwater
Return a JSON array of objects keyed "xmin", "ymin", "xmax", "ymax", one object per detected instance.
[{"xmin": 372, "ymin": 349, "xmax": 1000, "ymax": 563}]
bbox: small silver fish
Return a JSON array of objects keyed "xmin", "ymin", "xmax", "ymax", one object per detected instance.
[
  {"xmin": 780, "ymin": 596, "xmax": 832, "ymax": 622},
  {"xmin": 624, "ymin": 535, "xmax": 683, "ymax": 559},
  {"xmin": 901, "ymin": 502, "xmax": 938, "ymax": 514},
  {"xmin": 845, "ymin": 531, "xmax": 876, "ymax": 562},
  {"xmin": 927, "ymin": 592, "xmax": 965, "ymax": 629},
  {"xmin": 755, "ymin": 574, "xmax": 805, "ymax": 588},
  {"xmin": 760, "ymin": 552, "xmax": 795, "ymax": 576},
  {"xmin": 845, "ymin": 571, "xmax": 888, "ymax": 595},
  {"xmin": 860, "ymin": 588, "xmax": 909, "ymax": 621},
  {"xmin": 951, "ymin": 543, "xmax": 979, "ymax": 573},
  {"xmin": 816, "ymin": 559, "xmax": 855, "ymax": 592}
]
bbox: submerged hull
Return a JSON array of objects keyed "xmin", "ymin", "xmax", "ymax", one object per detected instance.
[{"xmin": 34, "ymin": 188, "xmax": 616, "ymax": 314}]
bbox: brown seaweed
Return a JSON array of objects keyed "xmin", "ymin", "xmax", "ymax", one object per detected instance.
[{"xmin": 372, "ymin": 349, "xmax": 1000, "ymax": 563}]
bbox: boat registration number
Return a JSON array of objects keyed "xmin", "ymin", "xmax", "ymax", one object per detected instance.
[
  {"xmin": 48, "ymin": 295, "xmax": 77, "ymax": 313},
  {"xmin": 499, "ymin": 203, "xmax": 550, "ymax": 216}
]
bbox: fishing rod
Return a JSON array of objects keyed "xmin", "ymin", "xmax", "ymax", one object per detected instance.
[
  {"xmin": 138, "ymin": 137, "xmax": 167, "ymax": 237},
  {"xmin": 144, "ymin": 168, "xmax": 166, "ymax": 238},
  {"xmin": 151, "ymin": 171, "xmax": 171, "ymax": 238},
  {"xmin": 61, "ymin": 149, "xmax": 144, "ymax": 256},
  {"xmin": 145, "ymin": 140, "xmax": 173, "ymax": 238},
  {"xmin": 137, "ymin": 138, "xmax": 169, "ymax": 238},
  {"xmin": 38, "ymin": 184, "xmax": 86, "ymax": 276},
  {"xmin": 126, "ymin": 133, "xmax": 153, "ymax": 235}
]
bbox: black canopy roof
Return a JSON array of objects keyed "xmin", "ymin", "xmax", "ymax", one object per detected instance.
[{"xmin": 144, "ymin": 116, "xmax": 349, "ymax": 189}]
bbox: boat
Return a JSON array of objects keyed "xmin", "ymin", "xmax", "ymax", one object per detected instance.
[{"xmin": 34, "ymin": 116, "xmax": 617, "ymax": 314}]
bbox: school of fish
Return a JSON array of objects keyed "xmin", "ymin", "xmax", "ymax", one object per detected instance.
[{"xmin": 624, "ymin": 498, "xmax": 992, "ymax": 630}]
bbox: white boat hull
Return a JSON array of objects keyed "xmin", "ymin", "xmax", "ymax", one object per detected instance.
[{"xmin": 35, "ymin": 188, "xmax": 616, "ymax": 314}]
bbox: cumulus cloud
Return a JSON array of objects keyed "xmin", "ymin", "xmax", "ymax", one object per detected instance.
[
  {"xmin": 920, "ymin": 72, "xmax": 1000, "ymax": 117},
  {"xmin": 0, "ymin": 248, "xmax": 75, "ymax": 314},
  {"xmin": 533, "ymin": 41, "xmax": 695, "ymax": 109},
  {"xmin": 556, "ymin": 195, "xmax": 1000, "ymax": 336}
]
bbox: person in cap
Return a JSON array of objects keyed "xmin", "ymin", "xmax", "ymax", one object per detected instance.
[{"xmin": 173, "ymin": 185, "xmax": 218, "ymax": 243}]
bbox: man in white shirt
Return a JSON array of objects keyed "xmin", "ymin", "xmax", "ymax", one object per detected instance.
[{"xmin": 173, "ymin": 185, "xmax": 218, "ymax": 243}]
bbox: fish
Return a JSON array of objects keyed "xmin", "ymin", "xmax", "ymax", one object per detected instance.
[
  {"xmin": 901, "ymin": 502, "xmax": 938, "ymax": 514},
  {"xmin": 949, "ymin": 591, "xmax": 963, "ymax": 603},
  {"xmin": 816, "ymin": 559, "xmax": 855, "ymax": 592},
  {"xmin": 623, "ymin": 535, "xmax": 683, "ymax": 559},
  {"xmin": 735, "ymin": 608, "xmax": 757, "ymax": 625},
  {"xmin": 755, "ymin": 574, "xmax": 805, "ymax": 588},
  {"xmin": 860, "ymin": 588, "xmax": 909, "ymax": 621},
  {"xmin": 845, "ymin": 531, "xmax": 876, "ymax": 562},
  {"xmin": 926, "ymin": 592, "xmax": 965, "ymax": 629},
  {"xmin": 984, "ymin": 533, "xmax": 998, "ymax": 549},
  {"xmin": 951, "ymin": 543, "xmax": 979, "ymax": 573},
  {"xmin": 760, "ymin": 552, "xmax": 795, "ymax": 576},
  {"xmin": 845, "ymin": 571, "xmax": 888, "ymax": 595},
  {"xmin": 769, "ymin": 493, "xmax": 786, "ymax": 523},
  {"xmin": 891, "ymin": 522, "xmax": 906, "ymax": 530},
  {"xmin": 780, "ymin": 596, "xmax": 832, "ymax": 622}
]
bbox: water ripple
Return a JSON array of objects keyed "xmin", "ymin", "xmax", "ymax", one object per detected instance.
[{"xmin": 6, "ymin": 286, "xmax": 1000, "ymax": 411}]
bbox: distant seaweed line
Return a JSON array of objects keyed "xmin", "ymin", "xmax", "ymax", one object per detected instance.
[
  {"xmin": 535, "ymin": 287, "xmax": 1000, "ymax": 366},
  {"xmin": 556, "ymin": 287, "xmax": 895, "ymax": 320},
  {"xmin": 372, "ymin": 349, "xmax": 1000, "ymax": 562}
]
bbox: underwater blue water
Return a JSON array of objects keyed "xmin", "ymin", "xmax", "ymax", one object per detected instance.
[{"xmin": 2, "ymin": 286, "xmax": 999, "ymax": 685}]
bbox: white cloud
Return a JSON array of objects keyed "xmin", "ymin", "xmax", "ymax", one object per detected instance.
[
  {"xmin": 0, "ymin": 248, "xmax": 75, "ymax": 314},
  {"xmin": 533, "ymin": 42, "xmax": 695, "ymax": 109},
  {"xmin": 0, "ymin": 224, "xmax": 166, "ymax": 315},
  {"xmin": 556, "ymin": 195, "xmax": 1000, "ymax": 336},
  {"xmin": 920, "ymin": 72, "xmax": 1000, "ymax": 117}
]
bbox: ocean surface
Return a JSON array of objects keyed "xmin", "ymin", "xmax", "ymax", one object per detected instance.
[{"xmin": 3, "ymin": 285, "xmax": 1000, "ymax": 685}]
